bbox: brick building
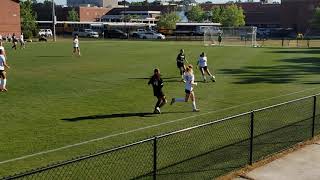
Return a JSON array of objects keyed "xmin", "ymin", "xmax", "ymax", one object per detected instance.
[
  {"xmin": 281, "ymin": 0, "xmax": 320, "ymax": 33},
  {"xmin": 33, "ymin": 4, "xmax": 111, "ymax": 22},
  {"xmin": 0, "ymin": 0, "xmax": 21, "ymax": 36}
]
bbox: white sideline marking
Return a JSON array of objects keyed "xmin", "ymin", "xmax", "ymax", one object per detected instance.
[{"xmin": 0, "ymin": 87, "xmax": 318, "ymax": 165}]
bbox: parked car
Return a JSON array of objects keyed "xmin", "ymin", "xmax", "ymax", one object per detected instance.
[
  {"xmin": 138, "ymin": 32, "xmax": 165, "ymax": 40},
  {"xmin": 72, "ymin": 29, "xmax": 99, "ymax": 38},
  {"xmin": 130, "ymin": 28, "xmax": 156, "ymax": 38},
  {"xmin": 38, "ymin": 29, "xmax": 53, "ymax": 37},
  {"xmin": 104, "ymin": 29, "xmax": 128, "ymax": 39}
]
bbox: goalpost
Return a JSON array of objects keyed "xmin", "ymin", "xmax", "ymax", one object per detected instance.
[{"xmin": 204, "ymin": 26, "xmax": 258, "ymax": 47}]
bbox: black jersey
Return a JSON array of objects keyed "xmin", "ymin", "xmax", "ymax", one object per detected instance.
[
  {"xmin": 148, "ymin": 75, "xmax": 164, "ymax": 97},
  {"xmin": 176, "ymin": 53, "xmax": 185, "ymax": 64}
]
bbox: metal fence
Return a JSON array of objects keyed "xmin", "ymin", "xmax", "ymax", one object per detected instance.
[{"xmin": 3, "ymin": 94, "xmax": 320, "ymax": 180}]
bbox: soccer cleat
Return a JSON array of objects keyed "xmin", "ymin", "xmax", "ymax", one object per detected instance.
[
  {"xmin": 211, "ymin": 76, "xmax": 216, "ymax": 82},
  {"xmin": 181, "ymin": 79, "xmax": 186, "ymax": 83},
  {"xmin": 156, "ymin": 107, "xmax": 161, "ymax": 114},
  {"xmin": 192, "ymin": 109, "xmax": 200, "ymax": 112},
  {"xmin": 170, "ymin": 98, "xmax": 175, "ymax": 105}
]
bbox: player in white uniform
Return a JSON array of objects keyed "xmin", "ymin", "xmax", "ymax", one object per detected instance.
[
  {"xmin": 0, "ymin": 41, "xmax": 5, "ymax": 56},
  {"xmin": 197, "ymin": 52, "xmax": 215, "ymax": 82},
  {"xmin": 73, "ymin": 35, "xmax": 81, "ymax": 56},
  {"xmin": 170, "ymin": 64, "xmax": 199, "ymax": 112},
  {"xmin": 20, "ymin": 33, "xmax": 25, "ymax": 49},
  {"xmin": 0, "ymin": 47, "xmax": 10, "ymax": 92}
]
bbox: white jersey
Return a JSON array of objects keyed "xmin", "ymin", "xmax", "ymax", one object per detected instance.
[
  {"xmin": 20, "ymin": 34, "xmax": 24, "ymax": 41},
  {"xmin": 184, "ymin": 72, "xmax": 195, "ymax": 91},
  {"xmin": 198, "ymin": 56, "xmax": 208, "ymax": 67},
  {"xmin": 73, "ymin": 38, "xmax": 79, "ymax": 48},
  {"xmin": 0, "ymin": 55, "xmax": 6, "ymax": 70}
]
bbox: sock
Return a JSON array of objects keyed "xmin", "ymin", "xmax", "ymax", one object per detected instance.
[
  {"xmin": 155, "ymin": 99, "xmax": 161, "ymax": 109},
  {"xmin": 181, "ymin": 75, "xmax": 184, "ymax": 79},
  {"xmin": 192, "ymin": 101, "xmax": 197, "ymax": 110},
  {"xmin": 3, "ymin": 79, "xmax": 6, "ymax": 89},
  {"xmin": 175, "ymin": 98, "xmax": 185, "ymax": 102},
  {"xmin": 203, "ymin": 75, "xmax": 206, "ymax": 81}
]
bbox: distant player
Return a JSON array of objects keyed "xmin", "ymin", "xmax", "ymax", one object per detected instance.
[
  {"xmin": 176, "ymin": 49, "xmax": 188, "ymax": 82},
  {"xmin": 148, "ymin": 68, "xmax": 167, "ymax": 114},
  {"xmin": 20, "ymin": 33, "xmax": 25, "ymax": 49},
  {"xmin": 170, "ymin": 64, "xmax": 199, "ymax": 112},
  {"xmin": 218, "ymin": 33, "xmax": 222, "ymax": 46},
  {"xmin": 0, "ymin": 48, "xmax": 10, "ymax": 92},
  {"xmin": 0, "ymin": 41, "xmax": 6, "ymax": 57},
  {"xmin": 73, "ymin": 35, "xmax": 81, "ymax": 56},
  {"xmin": 12, "ymin": 33, "xmax": 17, "ymax": 50},
  {"xmin": 197, "ymin": 52, "xmax": 216, "ymax": 82}
]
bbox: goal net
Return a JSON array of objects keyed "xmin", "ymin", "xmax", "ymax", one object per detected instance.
[{"xmin": 204, "ymin": 26, "xmax": 258, "ymax": 47}]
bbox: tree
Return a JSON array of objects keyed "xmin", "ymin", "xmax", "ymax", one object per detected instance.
[
  {"xmin": 311, "ymin": 7, "xmax": 320, "ymax": 29},
  {"xmin": 220, "ymin": 4, "xmax": 245, "ymax": 27},
  {"xmin": 210, "ymin": 6, "xmax": 224, "ymax": 23},
  {"xmin": 157, "ymin": 12, "xmax": 180, "ymax": 29},
  {"xmin": 20, "ymin": 0, "xmax": 38, "ymax": 39},
  {"xmin": 67, "ymin": 8, "xmax": 79, "ymax": 21},
  {"xmin": 187, "ymin": 5, "xmax": 205, "ymax": 22}
]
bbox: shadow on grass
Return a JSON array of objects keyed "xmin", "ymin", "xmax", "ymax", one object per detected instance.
[
  {"xmin": 62, "ymin": 111, "xmax": 186, "ymax": 121},
  {"xmin": 220, "ymin": 57, "xmax": 320, "ymax": 84},
  {"xmin": 36, "ymin": 56, "xmax": 69, "ymax": 58},
  {"xmin": 128, "ymin": 77, "xmax": 179, "ymax": 80}
]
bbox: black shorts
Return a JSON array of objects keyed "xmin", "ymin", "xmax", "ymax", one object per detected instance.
[
  {"xmin": 185, "ymin": 89, "xmax": 192, "ymax": 94},
  {"xmin": 200, "ymin": 66, "xmax": 208, "ymax": 71},
  {"xmin": 177, "ymin": 62, "xmax": 184, "ymax": 68},
  {"xmin": 0, "ymin": 70, "xmax": 4, "ymax": 77},
  {"xmin": 154, "ymin": 91, "xmax": 165, "ymax": 98}
]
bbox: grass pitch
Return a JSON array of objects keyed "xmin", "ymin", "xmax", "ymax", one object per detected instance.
[{"xmin": 1, "ymin": 40, "xmax": 320, "ymax": 177}]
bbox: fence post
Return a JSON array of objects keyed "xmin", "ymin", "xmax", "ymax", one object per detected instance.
[
  {"xmin": 249, "ymin": 111, "xmax": 254, "ymax": 165},
  {"xmin": 312, "ymin": 96, "xmax": 317, "ymax": 138},
  {"xmin": 153, "ymin": 137, "xmax": 157, "ymax": 180}
]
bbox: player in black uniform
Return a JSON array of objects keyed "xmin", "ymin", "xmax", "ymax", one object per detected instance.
[
  {"xmin": 148, "ymin": 68, "xmax": 167, "ymax": 114},
  {"xmin": 176, "ymin": 49, "xmax": 188, "ymax": 82}
]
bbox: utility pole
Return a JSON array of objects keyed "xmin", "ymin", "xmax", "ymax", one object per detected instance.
[{"xmin": 52, "ymin": 0, "xmax": 56, "ymax": 42}]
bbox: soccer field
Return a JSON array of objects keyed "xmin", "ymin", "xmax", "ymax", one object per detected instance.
[{"xmin": 1, "ymin": 40, "xmax": 320, "ymax": 176}]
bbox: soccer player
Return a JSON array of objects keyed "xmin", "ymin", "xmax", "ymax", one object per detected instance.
[
  {"xmin": 12, "ymin": 33, "xmax": 17, "ymax": 50},
  {"xmin": 148, "ymin": 68, "xmax": 167, "ymax": 114},
  {"xmin": 197, "ymin": 52, "xmax": 216, "ymax": 82},
  {"xmin": 0, "ymin": 41, "xmax": 6, "ymax": 57},
  {"xmin": 218, "ymin": 33, "xmax": 222, "ymax": 46},
  {"xmin": 0, "ymin": 48, "xmax": 10, "ymax": 92},
  {"xmin": 73, "ymin": 35, "xmax": 81, "ymax": 56},
  {"xmin": 170, "ymin": 64, "xmax": 200, "ymax": 112},
  {"xmin": 20, "ymin": 33, "xmax": 25, "ymax": 49},
  {"xmin": 176, "ymin": 49, "xmax": 188, "ymax": 82}
]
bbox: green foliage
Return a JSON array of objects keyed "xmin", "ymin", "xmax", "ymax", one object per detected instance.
[
  {"xmin": 220, "ymin": 4, "xmax": 245, "ymax": 27},
  {"xmin": 157, "ymin": 12, "xmax": 180, "ymax": 29},
  {"xmin": 210, "ymin": 6, "xmax": 224, "ymax": 23},
  {"xmin": 311, "ymin": 7, "xmax": 320, "ymax": 29},
  {"xmin": 187, "ymin": 5, "xmax": 205, "ymax": 22},
  {"xmin": 67, "ymin": 8, "xmax": 79, "ymax": 22},
  {"xmin": 20, "ymin": 0, "xmax": 38, "ymax": 38}
]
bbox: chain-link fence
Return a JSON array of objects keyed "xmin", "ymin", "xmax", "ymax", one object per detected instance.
[{"xmin": 2, "ymin": 94, "xmax": 320, "ymax": 180}]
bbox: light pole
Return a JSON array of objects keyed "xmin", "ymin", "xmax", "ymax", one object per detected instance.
[{"xmin": 52, "ymin": 0, "xmax": 56, "ymax": 42}]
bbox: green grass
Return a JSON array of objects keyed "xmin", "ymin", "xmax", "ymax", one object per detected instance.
[{"xmin": 1, "ymin": 40, "xmax": 320, "ymax": 178}]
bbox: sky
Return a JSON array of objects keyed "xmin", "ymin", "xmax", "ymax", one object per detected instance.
[{"xmin": 40, "ymin": 0, "xmax": 281, "ymax": 5}]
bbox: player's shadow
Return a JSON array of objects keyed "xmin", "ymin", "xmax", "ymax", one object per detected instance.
[
  {"xmin": 128, "ymin": 77, "xmax": 179, "ymax": 80},
  {"xmin": 220, "ymin": 57, "xmax": 320, "ymax": 84},
  {"xmin": 62, "ymin": 111, "xmax": 185, "ymax": 121},
  {"xmin": 36, "ymin": 55, "xmax": 69, "ymax": 58}
]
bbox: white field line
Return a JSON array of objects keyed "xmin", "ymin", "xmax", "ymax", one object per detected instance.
[{"xmin": 0, "ymin": 87, "xmax": 318, "ymax": 165}]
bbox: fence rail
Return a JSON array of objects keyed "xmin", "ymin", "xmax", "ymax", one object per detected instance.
[{"xmin": 2, "ymin": 94, "xmax": 320, "ymax": 180}]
